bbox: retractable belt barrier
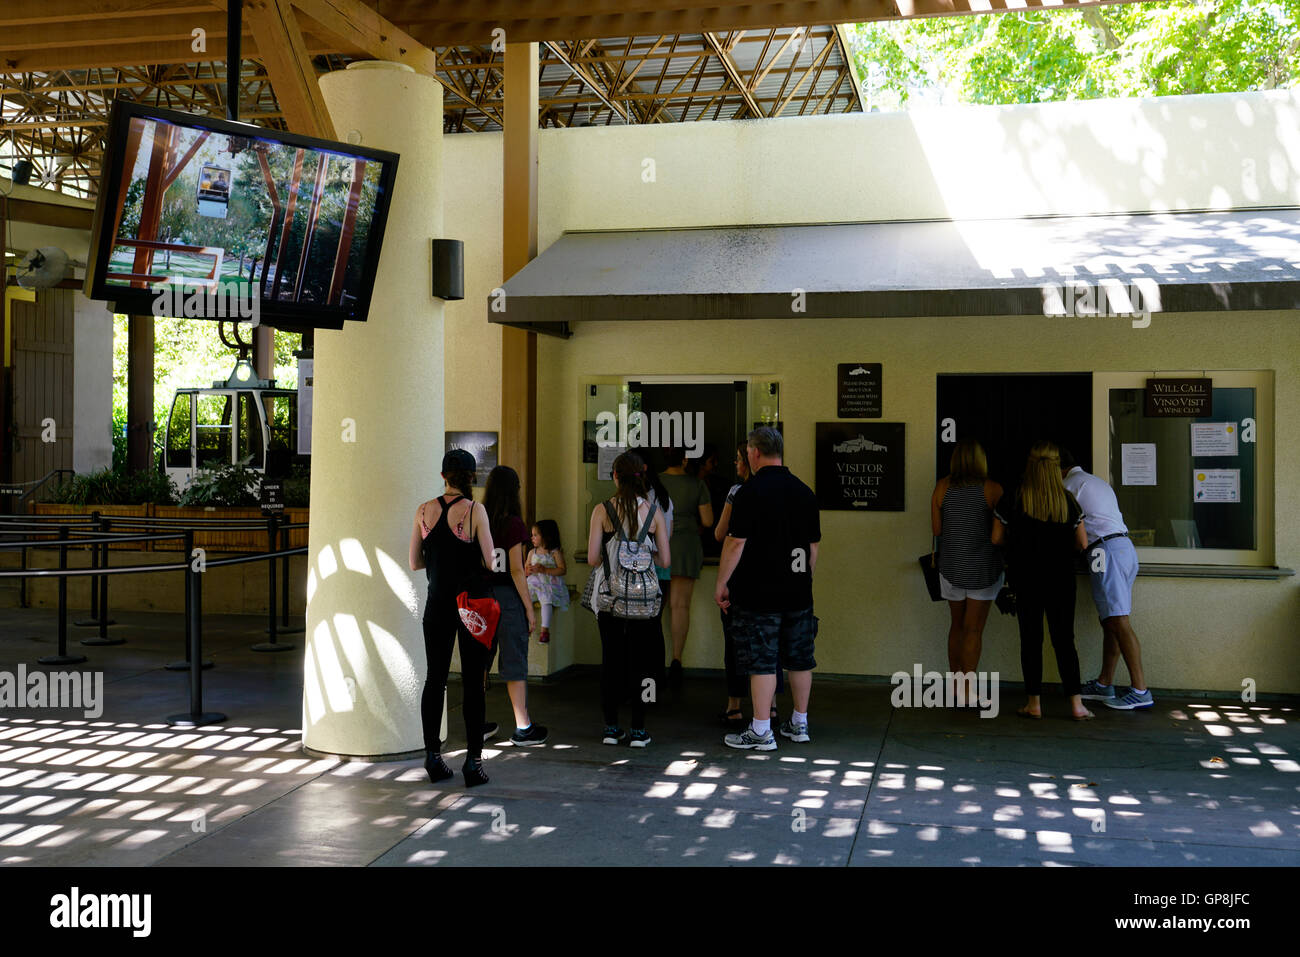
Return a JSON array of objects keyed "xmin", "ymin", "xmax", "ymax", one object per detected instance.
[{"xmin": 0, "ymin": 512, "xmax": 308, "ymax": 727}]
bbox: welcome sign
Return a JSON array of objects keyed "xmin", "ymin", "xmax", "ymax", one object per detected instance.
[{"xmin": 815, "ymin": 422, "xmax": 905, "ymax": 511}]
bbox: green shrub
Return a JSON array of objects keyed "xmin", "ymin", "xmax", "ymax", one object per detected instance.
[
  {"xmin": 111, "ymin": 410, "xmax": 128, "ymax": 472},
  {"xmin": 52, "ymin": 468, "xmax": 177, "ymax": 506},
  {"xmin": 283, "ymin": 462, "xmax": 311, "ymax": 508},
  {"xmin": 178, "ymin": 462, "xmax": 261, "ymax": 507}
]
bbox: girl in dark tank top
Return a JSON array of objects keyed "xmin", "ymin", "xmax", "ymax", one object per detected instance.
[{"xmin": 407, "ymin": 450, "xmax": 495, "ymax": 787}]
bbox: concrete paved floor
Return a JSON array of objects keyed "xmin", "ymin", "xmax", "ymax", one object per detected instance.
[{"xmin": 0, "ymin": 607, "xmax": 1297, "ymax": 867}]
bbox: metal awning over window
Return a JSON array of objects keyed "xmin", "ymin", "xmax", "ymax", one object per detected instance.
[{"xmin": 490, "ymin": 208, "xmax": 1300, "ymax": 338}]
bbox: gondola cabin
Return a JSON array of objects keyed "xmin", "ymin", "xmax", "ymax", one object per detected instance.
[
  {"xmin": 197, "ymin": 163, "xmax": 231, "ymax": 219},
  {"xmin": 164, "ymin": 368, "xmax": 299, "ymax": 489}
]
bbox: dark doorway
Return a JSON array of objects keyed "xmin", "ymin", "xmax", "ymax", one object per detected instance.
[
  {"xmin": 935, "ymin": 373, "xmax": 1092, "ymax": 497},
  {"xmin": 633, "ymin": 381, "xmax": 747, "ymax": 557}
]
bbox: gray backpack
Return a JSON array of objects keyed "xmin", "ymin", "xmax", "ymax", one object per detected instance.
[{"xmin": 600, "ymin": 500, "xmax": 662, "ymax": 619}]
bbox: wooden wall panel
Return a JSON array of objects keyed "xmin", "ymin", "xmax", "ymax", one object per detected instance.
[{"xmin": 12, "ymin": 289, "xmax": 75, "ymax": 492}]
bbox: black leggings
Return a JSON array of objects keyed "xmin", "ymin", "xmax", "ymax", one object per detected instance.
[
  {"xmin": 422, "ymin": 595, "xmax": 493, "ymax": 759},
  {"xmin": 598, "ymin": 612, "xmax": 661, "ymax": 729},
  {"xmin": 1016, "ymin": 575, "xmax": 1081, "ymax": 697}
]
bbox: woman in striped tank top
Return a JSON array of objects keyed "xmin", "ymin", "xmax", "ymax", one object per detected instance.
[{"xmin": 930, "ymin": 439, "xmax": 1004, "ymax": 683}]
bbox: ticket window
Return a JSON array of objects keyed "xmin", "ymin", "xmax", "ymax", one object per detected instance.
[
  {"xmin": 579, "ymin": 376, "xmax": 774, "ymax": 558},
  {"xmin": 1094, "ymin": 371, "xmax": 1274, "ymax": 566},
  {"xmin": 935, "ymin": 373, "xmax": 1093, "ymax": 493}
]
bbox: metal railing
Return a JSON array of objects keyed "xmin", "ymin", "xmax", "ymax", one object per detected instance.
[
  {"xmin": 0, "ymin": 468, "xmax": 75, "ymax": 510},
  {"xmin": 0, "ymin": 511, "xmax": 308, "ymax": 726}
]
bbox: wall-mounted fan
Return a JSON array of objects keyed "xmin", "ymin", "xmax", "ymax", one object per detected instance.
[{"xmin": 15, "ymin": 246, "xmax": 70, "ymax": 290}]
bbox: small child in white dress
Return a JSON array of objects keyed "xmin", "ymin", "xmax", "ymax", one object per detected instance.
[{"xmin": 525, "ymin": 519, "xmax": 569, "ymax": 644}]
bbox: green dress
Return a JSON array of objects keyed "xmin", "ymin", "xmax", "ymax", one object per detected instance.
[{"xmin": 661, "ymin": 472, "xmax": 711, "ymax": 578}]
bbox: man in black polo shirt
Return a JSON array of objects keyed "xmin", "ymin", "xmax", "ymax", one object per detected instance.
[{"xmin": 714, "ymin": 427, "xmax": 820, "ymax": 750}]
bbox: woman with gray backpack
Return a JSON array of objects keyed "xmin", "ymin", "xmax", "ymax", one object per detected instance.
[{"xmin": 585, "ymin": 451, "xmax": 671, "ymax": 747}]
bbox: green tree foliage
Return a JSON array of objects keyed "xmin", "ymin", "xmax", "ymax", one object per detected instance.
[{"xmin": 850, "ymin": 0, "xmax": 1300, "ymax": 110}]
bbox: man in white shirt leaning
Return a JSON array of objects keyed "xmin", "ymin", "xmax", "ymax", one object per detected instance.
[{"xmin": 1059, "ymin": 448, "xmax": 1154, "ymax": 710}]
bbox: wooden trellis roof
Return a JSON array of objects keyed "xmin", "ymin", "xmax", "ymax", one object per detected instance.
[{"xmin": 0, "ymin": 0, "xmax": 1153, "ymax": 198}]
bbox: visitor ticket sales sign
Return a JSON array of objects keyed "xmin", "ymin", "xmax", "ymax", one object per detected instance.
[
  {"xmin": 837, "ymin": 363, "xmax": 882, "ymax": 418},
  {"xmin": 816, "ymin": 422, "xmax": 905, "ymax": 511},
  {"xmin": 1146, "ymin": 378, "xmax": 1212, "ymax": 417}
]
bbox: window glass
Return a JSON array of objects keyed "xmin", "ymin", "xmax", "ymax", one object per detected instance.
[
  {"xmin": 166, "ymin": 393, "xmax": 191, "ymax": 468},
  {"xmin": 1108, "ymin": 387, "xmax": 1256, "ymax": 550},
  {"xmin": 195, "ymin": 393, "xmax": 232, "ymax": 469},
  {"xmin": 263, "ymin": 393, "xmax": 297, "ymax": 452},
  {"xmin": 238, "ymin": 392, "xmax": 264, "ymax": 468}
]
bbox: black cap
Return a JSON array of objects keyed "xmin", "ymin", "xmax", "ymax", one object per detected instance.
[{"xmin": 442, "ymin": 449, "xmax": 476, "ymax": 473}]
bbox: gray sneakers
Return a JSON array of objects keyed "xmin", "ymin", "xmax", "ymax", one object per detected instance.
[
  {"xmin": 1079, "ymin": 679, "xmax": 1116, "ymax": 701},
  {"xmin": 724, "ymin": 726, "xmax": 777, "ymax": 751},
  {"xmin": 1081, "ymin": 679, "xmax": 1155, "ymax": 709},
  {"xmin": 779, "ymin": 720, "xmax": 810, "ymax": 743},
  {"xmin": 1106, "ymin": 688, "xmax": 1155, "ymax": 710}
]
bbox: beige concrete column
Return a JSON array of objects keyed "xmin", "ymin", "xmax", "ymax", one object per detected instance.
[{"xmin": 303, "ymin": 61, "xmax": 444, "ymax": 759}]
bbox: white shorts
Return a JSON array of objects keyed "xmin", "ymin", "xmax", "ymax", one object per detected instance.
[{"xmin": 940, "ymin": 573, "xmax": 1003, "ymax": 603}]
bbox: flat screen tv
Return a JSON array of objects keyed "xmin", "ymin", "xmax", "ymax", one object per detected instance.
[{"xmin": 84, "ymin": 101, "xmax": 399, "ymax": 332}]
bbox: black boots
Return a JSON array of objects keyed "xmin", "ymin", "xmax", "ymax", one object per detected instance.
[
  {"xmin": 462, "ymin": 757, "xmax": 489, "ymax": 787},
  {"xmin": 424, "ymin": 749, "xmax": 488, "ymax": 787},
  {"xmin": 424, "ymin": 750, "xmax": 453, "ymax": 783}
]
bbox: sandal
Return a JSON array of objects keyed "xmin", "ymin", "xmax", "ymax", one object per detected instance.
[
  {"xmin": 719, "ymin": 708, "xmax": 745, "ymax": 729},
  {"xmin": 1072, "ymin": 710, "xmax": 1095, "ymax": 722},
  {"xmin": 1016, "ymin": 706, "xmax": 1042, "ymax": 720}
]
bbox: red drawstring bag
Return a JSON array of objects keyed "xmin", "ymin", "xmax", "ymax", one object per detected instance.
[{"xmin": 457, "ymin": 591, "xmax": 501, "ymax": 648}]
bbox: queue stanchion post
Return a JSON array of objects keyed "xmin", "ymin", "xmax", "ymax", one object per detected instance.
[
  {"xmin": 81, "ymin": 517, "xmax": 124, "ymax": 646},
  {"xmin": 20, "ymin": 539, "xmax": 28, "ymax": 608},
  {"xmin": 166, "ymin": 529, "xmax": 213, "ymax": 671},
  {"xmin": 274, "ymin": 522, "xmax": 304, "ymax": 635},
  {"xmin": 38, "ymin": 526, "xmax": 87, "ymax": 666},
  {"xmin": 169, "ymin": 530, "xmax": 225, "ymax": 727},
  {"xmin": 253, "ymin": 513, "xmax": 294, "ymax": 651},
  {"xmin": 73, "ymin": 510, "xmax": 100, "ymax": 625}
]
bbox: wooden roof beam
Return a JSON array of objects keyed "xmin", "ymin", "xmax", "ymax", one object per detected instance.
[
  {"xmin": 0, "ymin": 196, "xmax": 93, "ymax": 229},
  {"xmin": 393, "ymin": 0, "xmax": 1158, "ymax": 46},
  {"xmin": 703, "ymin": 30, "xmax": 763, "ymax": 119},
  {"xmin": 290, "ymin": 0, "xmax": 438, "ymax": 76},
  {"xmin": 833, "ymin": 23, "xmax": 866, "ymax": 111},
  {"xmin": 242, "ymin": 0, "xmax": 336, "ymax": 138},
  {"xmin": 2, "ymin": 35, "xmax": 336, "ymax": 72},
  {"xmin": 542, "ymin": 41, "xmax": 633, "ymax": 124}
]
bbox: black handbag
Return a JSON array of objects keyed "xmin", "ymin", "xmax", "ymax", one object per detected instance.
[
  {"xmin": 919, "ymin": 543, "xmax": 943, "ymax": 602},
  {"xmin": 994, "ymin": 582, "xmax": 1017, "ymax": 616}
]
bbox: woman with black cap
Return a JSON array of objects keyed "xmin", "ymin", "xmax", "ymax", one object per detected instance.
[{"xmin": 408, "ymin": 449, "xmax": 497, "ymax": 786}]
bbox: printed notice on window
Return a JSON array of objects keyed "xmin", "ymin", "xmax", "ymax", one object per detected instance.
[
  {"xmin": 1190, "ymin": 422, "xmax": 1238, "ymax": 457},
  {"xmin": 597, "ymin": 445, "xmax": 624, "ymax": 482},
  {"xmin": 1121, "ymin": 443, "xmax": 1157, "ymax": 486},
  {"xmin": 1193, "ymin": 469, "xmax": 1240, "ymax": 503}
]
